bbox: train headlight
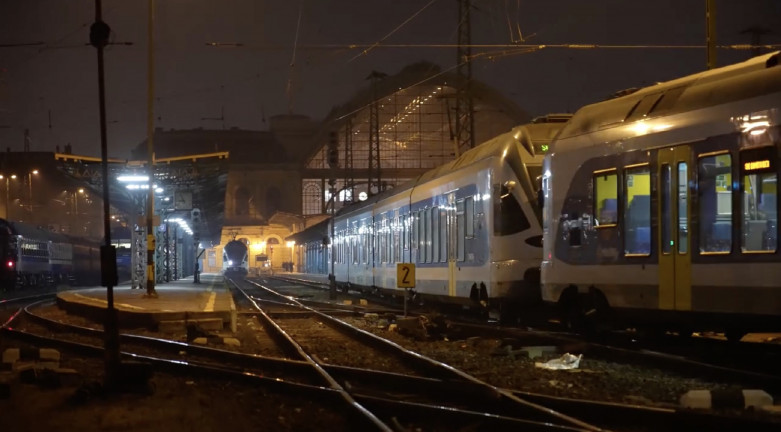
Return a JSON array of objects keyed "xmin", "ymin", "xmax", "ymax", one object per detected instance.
[{"xmin": 228, "ymin": 260, "xmax": 233, "ymax": 266}]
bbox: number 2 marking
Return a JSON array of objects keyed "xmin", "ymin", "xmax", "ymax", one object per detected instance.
[{"xmin": 401, "ymin": 266, "xmax": 411, "ymax": 284}]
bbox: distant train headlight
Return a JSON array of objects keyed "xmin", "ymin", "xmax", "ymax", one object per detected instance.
[{"xmin": 228, "ymin": 260, "xmax": 233, "ymax": 266}]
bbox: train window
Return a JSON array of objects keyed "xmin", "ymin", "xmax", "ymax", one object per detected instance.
[
  {"xmin": 394, "ymin": 216, "xmax": 399, "ymax": 262},
  {"xmin": 678, "ymin": 162, "xmax": 689, "ymax": 254},
  {"xmin": 698, "ymin": 153, "xmax": 731, "ymax": 254},
  {"xmin": 593, "ymin": 169, "xmax": 618, "ymax": 227},
  {"xmin": 408, "ymin": 211, "xmax": 418, "ymax": 251},
  {"xmin": 391, "ymin": 223, "xmax": 395, "ymax": 263},
  {"xmin": 426, "ymin": 208, "xmax": 433, "ymax": 263},
  {"xmin": 432, "ymin": 208, "xmax": 440, "ymax": 263},
  {"xmin": 661, "ymin": 164, "xmax": 673, "ymax": 254},
  {"xmin": 353, "ymin": 234, "xmax": 358, "ymax": 265},
  {"xmin": 402, "ymin": 215, "xmax": 408, "ymax": 252},
  {"xmin": 465, "ymin": 197, "xmax": 475, "ymax": 238},
  {"xmin": 418, "ymin": 211, "xmax": 425, "ymax": 263},
  {"xmin": 378, "ymin": 220, "xmax": 385, "ymax": 264},
  {"xmin": 439, "ymin": 210, "xmax": 448, "ymax": 262},
  {"xmin": 456, "ymin": 200, "xmax": 465, "ymax": 261},
  {"xmin": 364, "ymin": 232, "xmax": 369, "ymax": 264},
  {"xmin": 740, "ymin": 147, "xmax": 777, "ymax": 253},
  {"xmin": 624, "ymin": 164, "xmax": 651, "ymax": 255},
  {"xmin": 493, "ymin": 182, "xmax": 531, "ymax": 236},
  {"xmin": 383, "ymin": 218, "xmax": 389, "ymax": 264}
]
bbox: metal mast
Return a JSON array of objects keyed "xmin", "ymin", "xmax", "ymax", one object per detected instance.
[
  {"xmin": 344, "ymin": 119, "xmax": 354, "ymax": 203},
  {"xmin": 456, "ymin": 0, "xmax": 475, "ymax": 153},
  {"xmin": 366, "ymin": 71, "xmax": 385, "ymax": 195},
  {"xmin": 706, "ymin": 0, "xmax": 717, "ymax": 69}
]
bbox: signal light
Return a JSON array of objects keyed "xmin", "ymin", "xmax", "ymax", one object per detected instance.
[{"xmin": 7, "ymin": 260, "xmax": 13, "ymax": 268}]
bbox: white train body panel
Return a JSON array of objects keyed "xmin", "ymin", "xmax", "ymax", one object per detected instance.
[
  {"xmin": 542, "ymin": 52, "xmax": 781, "ymax": 330},
  {"xmin": 329, "ymin": 120, "xmax": 566, "ymax": 310}
]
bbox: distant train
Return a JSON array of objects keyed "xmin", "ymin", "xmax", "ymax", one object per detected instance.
[
  {"xmin": 222, "ymin": 239, "xmax": 249, "ymax": 277},
  {"xmin": 293, "ymin": 116, "xmax": 569, "ymax": 321},
  {"xmin": 0, "ymin": 218, "xmax": 103, "ymax": 290},
  {"xmin": 542, "ymin": 51, "xmax": 781, "ymax": 338}
]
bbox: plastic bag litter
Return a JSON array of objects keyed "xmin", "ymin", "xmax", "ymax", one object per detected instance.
[{"xmin": 534, "ymin": 353, "xmax": 583, "ymax": 370}]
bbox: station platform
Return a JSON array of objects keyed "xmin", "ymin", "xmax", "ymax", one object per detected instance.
[{"xmin": 56, "ymin": 273, "xmax": 237, "ymax": 332}]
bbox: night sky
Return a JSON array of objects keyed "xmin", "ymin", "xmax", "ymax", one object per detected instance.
[{"xmin": 1, "ymin": 0, "xmax": 779, "ymax": 158}]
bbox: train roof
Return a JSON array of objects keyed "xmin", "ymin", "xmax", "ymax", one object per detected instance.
[
  {"xmin": 0, "ymin": 218, "xmax": 98, "ymax": 244},
  {"xmin": 286, "ymin": 218, "xmax": 329, "ymax": 244},
  {"xmin": 555, "ymin": 51, "xmax": 781, "ymax": 142},
  {"xmin": 333, "ymin": 119, "xmax": 568, "ymax": 218}
]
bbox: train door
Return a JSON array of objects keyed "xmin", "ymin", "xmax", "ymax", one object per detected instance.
[
  {"xmin": 657, "ymin": 146, "xmax": 692, "ymax": 311},
  {"xmin": 447, "ymin": 192, "xmax": 457, "ymax": 297}
]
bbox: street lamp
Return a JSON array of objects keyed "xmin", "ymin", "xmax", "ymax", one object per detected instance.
[
  {"xmin": 28, "ymin": 169, "xmax": 38, "ymax": 214},
  {"xmin": 72, "ymin": 188, "xmax": 85, "ymax": 228},
  {"xmin": 0, "ymin": 174, "xmax": 18, "ymax": 220}
]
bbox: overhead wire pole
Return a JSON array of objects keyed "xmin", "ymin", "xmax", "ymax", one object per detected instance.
[
  {"xmin": 456, "ymin": 0, "xmax": 476, "ymax": 153},
  {"xmin": 146, "ymin": 0, "xmax": 158, "ymax": 297},
  {"xmin": 706, "ymin": 0, "xmax": 717, "ymax": 69},
  {"xmin": 344, "ymin": 119, "xmax": 354, "ymax": 202},
  {"xmin": 327, "ymin": 130, "xmax": 338, "ymax": 299},
  {"xmin": 366, "ymin": 71, "xmax": 386, "ymax": 196},
  {"xmin": 89, "ymin": 0, "xmax": 120, "ymax": 390}
]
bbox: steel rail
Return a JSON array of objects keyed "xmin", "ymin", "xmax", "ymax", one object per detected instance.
[{"xmin": 242, "ymin": 278, "xmax": 603, "ymax": 431}]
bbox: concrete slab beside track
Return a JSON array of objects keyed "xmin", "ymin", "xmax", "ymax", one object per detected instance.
[{"xmin": 56, "ymin": 273, "xmax": 237, "ymax": 331}]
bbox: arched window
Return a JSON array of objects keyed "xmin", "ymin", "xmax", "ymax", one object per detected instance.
[{"xmin": 302, "ymin": 181, "xmax": 321, "ymax": 215}]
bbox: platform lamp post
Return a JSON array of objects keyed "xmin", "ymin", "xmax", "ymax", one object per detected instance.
[
  {"xmin": 1, "ymin": 174, "xmax": 17, "ymax": 220},
  {"xmin": 27, "ymin": 170, "xmax": 38, "ymax": 214},
  {"xmin": 118, "ymin": 175, "xmax": 152, "ymax": 289}
]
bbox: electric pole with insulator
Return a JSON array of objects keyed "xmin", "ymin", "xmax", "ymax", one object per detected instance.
[
  {"xmin": 90, "ymin": 0, "xmax": 120, "ymax": 390},
  {"xmin": 327, "ymin": 130, "xmax": 338, "ymax": 299}
]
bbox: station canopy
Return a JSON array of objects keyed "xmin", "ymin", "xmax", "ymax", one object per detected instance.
[{"xmin": 300, "ymin": 61, "xmax": 530, "ymax": 215}]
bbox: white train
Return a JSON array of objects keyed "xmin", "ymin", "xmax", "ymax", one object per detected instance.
[
  {"xmin": 328, "ymin": 116, "xmax": 569, "ymax": 320},
  {"xmin": 542, "ymin": 51, "xmax": 781, "ymax": 338},
  {"xmin": 222, "ymin": 239, "xmax": 249, "ymax": 277}
]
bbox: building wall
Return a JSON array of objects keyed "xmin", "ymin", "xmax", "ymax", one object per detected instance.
[
  {"xmin": 203, "ymin": 224, "xmax": 299, "ymax": 275},
  {"xmin": 224, "ymin": 167, "xmax": 303, "ymax": 224}
]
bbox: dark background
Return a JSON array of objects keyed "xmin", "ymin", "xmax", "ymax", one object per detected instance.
[{"xmin": 1, "ymin": 0, "xmax": 779, "ymax": 158}]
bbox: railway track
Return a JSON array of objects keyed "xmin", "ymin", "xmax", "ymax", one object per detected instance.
[
  {"xmin": 1, "ymin": 282, "xmax": 779, "ymax": 431},
  {"xmin": 268, "ymin": 274, "xmax": 781, "ymax": 393}
]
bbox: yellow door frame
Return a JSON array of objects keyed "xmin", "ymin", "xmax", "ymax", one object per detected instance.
[{"xmin": 657, "ymin": 146, "xmax": 692, "ymax": 311}]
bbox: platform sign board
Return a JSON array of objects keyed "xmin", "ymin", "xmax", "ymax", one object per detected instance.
[{"xmin": 396, "ymin": 263, "xmax": 415, "ymax": 288}]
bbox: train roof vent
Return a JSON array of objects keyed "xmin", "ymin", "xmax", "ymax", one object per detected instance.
[
  {"xmin": 531, "ymin": 113, "xmax": 573, "ymax": 123},
  {"xmin": 608, "ymin": 87, "xmax": 641, "ymax": 100},
  {"xmin": 767, "ymin": 53, "xmax": 779, "ymax": 68}
]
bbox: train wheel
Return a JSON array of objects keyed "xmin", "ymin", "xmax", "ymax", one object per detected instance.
[
  {"xmin": 558, "ymin": 289, "xmax": 586, "ymax": 333},
  {"xmin": 497, "ymin": 303, "xmax": 521, "ymax": 326}
]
